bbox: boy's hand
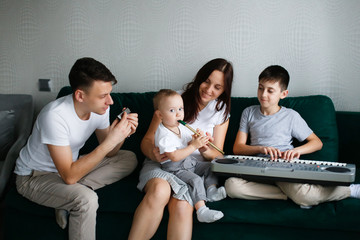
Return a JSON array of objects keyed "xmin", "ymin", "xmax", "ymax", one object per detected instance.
[
  {"xmin": 282, "ymin": 150, "xmax": 300, "ymax": 161},
  {"xmin": 261, "ymin": 146, "xmax": 282, "ymax": 160}
]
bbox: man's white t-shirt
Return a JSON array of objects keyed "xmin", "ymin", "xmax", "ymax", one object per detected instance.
[{"xmin": 14, "ymin": 94, "xmax": 109, "ymax": 176}]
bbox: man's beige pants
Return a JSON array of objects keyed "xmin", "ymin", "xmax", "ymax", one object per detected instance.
[{"xmin": 16, "ymin": 150, "xmax": 137, "ymax": 240}]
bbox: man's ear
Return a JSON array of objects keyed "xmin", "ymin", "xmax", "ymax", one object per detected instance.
[
  {"xmin": 74, "ymin": 89, "xmax": 86, "ymax": 103},
  {"xmin": 280, "ymin": 89, "xmax": 288, "ymax": 99}
]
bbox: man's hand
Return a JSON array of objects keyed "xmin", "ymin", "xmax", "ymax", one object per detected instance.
[
  {"xmin": 104, "ymin": 112, "xmax": 134, "ymax": 149},
  {"xmin": 125, "ymin": 112, "xmax": 138, "ymax": 137}
]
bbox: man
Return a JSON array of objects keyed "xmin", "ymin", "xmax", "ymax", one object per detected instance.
[{"xmin": 14, "ymin": 57, "xmax": 138, "ymax": 240}]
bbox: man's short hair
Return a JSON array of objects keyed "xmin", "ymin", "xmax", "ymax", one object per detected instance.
[{"xmin": 68, "ymin": 57, "xmax": 117, "ymax": 91}]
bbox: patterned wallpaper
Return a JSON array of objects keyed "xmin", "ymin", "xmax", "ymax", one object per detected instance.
[{"xmin": 0, "ymin": 0, "xmax": 359, "ymax": 113}]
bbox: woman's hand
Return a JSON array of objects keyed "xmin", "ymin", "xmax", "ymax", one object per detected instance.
[{"xmin": 152, "ymin": 147, "xmax": 169, "ymax": 163}]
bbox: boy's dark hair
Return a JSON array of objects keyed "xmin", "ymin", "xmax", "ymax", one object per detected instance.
[
  {"xmin": 153, "ymin": 89, "xmax": 179, "ymax": 110},
  {"xmin": 258, "ymin": 65, "xmax": 289, "ymax": 91},
  {"xmin": 68, "ymin": 57, "xmax": 117, "ymax": 91}
]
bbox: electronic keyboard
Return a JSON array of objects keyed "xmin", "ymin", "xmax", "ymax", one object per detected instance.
[{"xmin": 211, "ymin": 155, "xmax": 356, "ymax": 185}]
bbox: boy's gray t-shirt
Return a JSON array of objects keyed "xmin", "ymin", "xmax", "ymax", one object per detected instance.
[{"xmin": 239, "ymin": 106, "xmax": 313, "ymax": 152}]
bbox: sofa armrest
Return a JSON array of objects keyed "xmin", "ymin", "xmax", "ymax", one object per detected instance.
[
  {"xmin": 336, "ymin": 111, "xmax": 360, "ymax": 164},
  {"xmin": 0, "ymin": 94, "xmax": 34, "ymax": 198}
]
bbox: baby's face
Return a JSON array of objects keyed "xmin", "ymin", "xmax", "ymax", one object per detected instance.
[{"xmin": 159, "ymin": 94, "xmax": 184, "ymax": 127}]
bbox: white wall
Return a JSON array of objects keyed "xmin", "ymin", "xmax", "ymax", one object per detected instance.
[{"xmin": 1, "ymin": 0, "xmax": 359, "ymax": 113}]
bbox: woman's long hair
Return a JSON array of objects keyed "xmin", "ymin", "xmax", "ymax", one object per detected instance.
[{"xmin": 182, "ymin": 58, "xmax": 233, "ymax": 123}]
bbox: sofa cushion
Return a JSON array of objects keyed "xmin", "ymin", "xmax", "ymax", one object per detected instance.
[
  {"xmin": 6, "ymin": 171, "xmax": 359, "ymax": 234},
  {"xmin": 0, "ymin": 110, "xmax": 15, "ymax": 161},
  {"xmin": 208, "ymin": 196, "xmax": 360, "ymax": 232}
]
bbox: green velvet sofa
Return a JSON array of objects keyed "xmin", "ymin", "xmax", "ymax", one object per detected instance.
[{"xmin": 2, "ymin": 87, "xmax": 360, "ymax": 240}]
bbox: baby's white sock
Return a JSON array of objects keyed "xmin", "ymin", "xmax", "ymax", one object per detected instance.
[
  {"xmin": 207, "ymin": 185, "xmax": 227, "ymax": 202},
  {"xmin": 196, "ymin": 206, "xmax": 224, "ymax": 223},
  {"xmin": 350, "ymin": 184, "xmax": 360, "ymax": 198},
  {"xmin": 55, "ymin": 209, "xmax": 69, "ymax": 229}
]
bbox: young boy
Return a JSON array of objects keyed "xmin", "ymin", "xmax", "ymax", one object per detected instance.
[
  {"xmin": 153, "ymin": 89, "xmax": 226, "ymax": 223},
  {"xmin": 225, "ymin": 65, "xmax": 360, "ymax": 208}
]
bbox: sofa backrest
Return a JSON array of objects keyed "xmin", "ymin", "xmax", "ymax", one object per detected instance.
[
  {"xmin": 0, "ymin": 94, "xmax": 34, "ymax": 197},
  {"xmin": 336, "ymin": 111, "xmax": 360, "ymax": 164},
  {"xmin": 57, "ymin": 87, "xmax": 339, "ymax": 169}
]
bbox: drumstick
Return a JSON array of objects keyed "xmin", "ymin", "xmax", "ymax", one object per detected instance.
[{"xmin": 178, "ymin": 120, "xmax": 225, "ymax": 155}]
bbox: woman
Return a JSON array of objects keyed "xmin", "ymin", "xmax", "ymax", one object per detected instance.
[{"xmin": 128, "ymin": 58, "xmax": 233, "ymax": 240}]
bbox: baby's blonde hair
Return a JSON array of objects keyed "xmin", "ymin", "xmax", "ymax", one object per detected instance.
[{"xmin": 153, "ymin": 89, "xmax": 179, "ymax": 110}]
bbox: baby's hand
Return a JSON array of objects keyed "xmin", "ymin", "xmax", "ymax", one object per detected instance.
[
  {"xmin": 261, "ymin": 146, "xmax": 282, "ymax": 160},
  {"xmin": 198, "ymin": 132, "xmax": 214, "ymax": 153},
  {"xmin": 282, "ymin": 150, "xmax": 300, "ymax": 161},
  {"xmin": 190, "ymin": 134, "xmax": 209, "ymax": 149}
]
